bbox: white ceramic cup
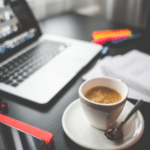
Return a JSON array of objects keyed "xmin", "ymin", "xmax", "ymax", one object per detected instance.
[{"xmin": 79, "ymin": 77, "xmax": 129, "ymax": 130}]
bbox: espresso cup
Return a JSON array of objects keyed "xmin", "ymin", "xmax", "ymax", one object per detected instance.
[{"xmin": 79, "ymin": 77, "xmax": 128, "ymax": 130}]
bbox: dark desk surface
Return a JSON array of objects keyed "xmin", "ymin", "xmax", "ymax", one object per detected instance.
[{"xmin": 0, "ymin": 12, "xmax": 150, "ymax": 150}]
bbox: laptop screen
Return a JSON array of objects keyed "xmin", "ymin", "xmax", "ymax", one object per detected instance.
[{"xmin": 0, "ymin": 0, "xmax": 41, "ymax": 63}]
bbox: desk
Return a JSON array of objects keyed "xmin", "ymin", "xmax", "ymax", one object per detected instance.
[{"xmin": 0, "ymin": 12, "xmax": 149, "ymax": 150}]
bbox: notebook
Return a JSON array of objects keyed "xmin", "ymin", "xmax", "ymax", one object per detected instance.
[
  {"xmin": 0, "ymin": 0, "xmax": 102, "ymax": 104},
  {"xmin": 82, "ymin": 50, "xmax": 150, "ymax": 102}
]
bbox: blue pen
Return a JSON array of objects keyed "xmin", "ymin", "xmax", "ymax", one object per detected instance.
[{"xmin": 112, "ymin": 33, "xmax": 142, "ymax": 45}]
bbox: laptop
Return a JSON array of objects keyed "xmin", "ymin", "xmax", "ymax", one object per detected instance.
[{"xmin": 0, "ymin": 0, "xmax": 102, "ymax": 104}]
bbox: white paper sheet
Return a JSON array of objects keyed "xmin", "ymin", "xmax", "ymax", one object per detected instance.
[{"xmin": 82, "ymin": 50, "xmax": 150, "ymax": 102}]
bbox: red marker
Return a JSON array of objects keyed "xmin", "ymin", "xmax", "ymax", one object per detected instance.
[{"xmin": 92, "ymin": 35, "xmax": 128, "ymax": 45}]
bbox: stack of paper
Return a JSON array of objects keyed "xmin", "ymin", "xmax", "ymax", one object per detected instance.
[{"xmin": 83, "ymin": 50, "xmax": 150, "ymax": 102}]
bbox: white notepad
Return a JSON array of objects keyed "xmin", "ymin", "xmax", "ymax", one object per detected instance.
[{"xmin": 83, "ymin": 50, "xmax": 150, "ymax": 102}]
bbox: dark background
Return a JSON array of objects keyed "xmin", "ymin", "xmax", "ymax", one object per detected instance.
[{"xmin": 0, "ymin": 12, "xmax": 150, "ymax": 150}]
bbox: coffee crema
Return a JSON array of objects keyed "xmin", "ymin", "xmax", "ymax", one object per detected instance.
[{"xmin": 84, "ymin": 86, "xmax": 122, "ymax": 104}]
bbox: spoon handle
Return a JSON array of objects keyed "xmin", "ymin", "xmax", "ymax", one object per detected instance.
[{"xmin": 121, "ymin": 100, "xmax": 144, "ymax": 127}]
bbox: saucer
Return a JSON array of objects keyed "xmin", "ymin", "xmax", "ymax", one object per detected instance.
[{"xmin": 62, "ymin": 99, "xmax": 144, "ymax": 150}]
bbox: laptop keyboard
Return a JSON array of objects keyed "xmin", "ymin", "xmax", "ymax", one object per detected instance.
[{"xmin": 0, "ymin": 40, "xmax": 66, "ymax": 87}]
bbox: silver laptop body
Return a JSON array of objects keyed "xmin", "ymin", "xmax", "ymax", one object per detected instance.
[{"xmin": 0, "ymin": 0, "xmax": 102, "ymax": 104}]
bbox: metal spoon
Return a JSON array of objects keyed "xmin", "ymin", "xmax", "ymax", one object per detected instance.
[{"xmin": 105, "ymin": 100, "xmax": 144, "ymax": 140}]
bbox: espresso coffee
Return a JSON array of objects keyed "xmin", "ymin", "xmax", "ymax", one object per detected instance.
[{"xmin": 84, "ymin": 86, "xmax": 122, "ymax": 104}]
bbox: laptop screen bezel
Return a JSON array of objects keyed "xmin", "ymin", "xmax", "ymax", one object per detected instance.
[{"xmin": 0, "ymin": 0, "xmax": 42, "ymax": 64}]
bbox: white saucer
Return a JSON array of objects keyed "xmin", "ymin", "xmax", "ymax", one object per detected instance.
[{"xmin": 62, "ymin": 99, "xmax": 145, "ymax": 150}]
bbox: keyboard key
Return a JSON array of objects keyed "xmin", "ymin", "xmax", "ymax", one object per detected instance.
[
  {"xmin": 18, "ymin": 69, "xmax": 24, "ymax": 74},
  {"xmin": 13, "ymin": 72, "xmax": 19, "ymax": 78},
  {"xmin": 8, "ymin": 76, "xmax": 14, "ymax": 81},
  {"xmin": 22, "ymin": 72, "xmax": 28, "ymax": 78},
  {"xmin": 0, "ymin": 71, "xmax": 3, "ymax": 76},
  {"xmin": 11, "ymin": 82, "xmax": 19, "ymax": 87},
  {"xmin": 27, "ymin": 68, "xmax": 33, "ymax": 74},
  {"xmin": 17, "ymin": 75, "xmax": 23, "ymax": 82}
]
